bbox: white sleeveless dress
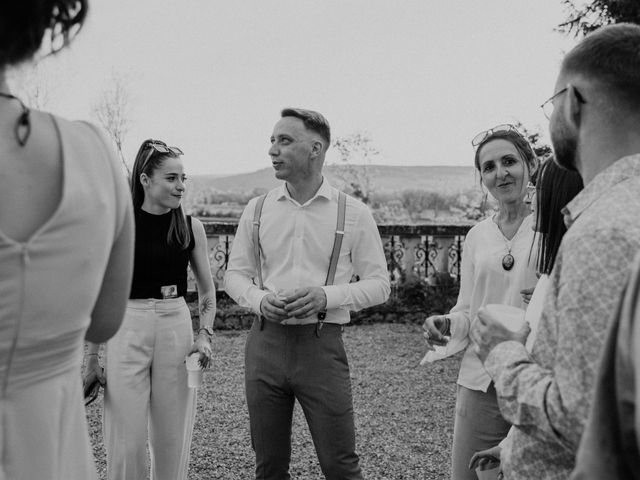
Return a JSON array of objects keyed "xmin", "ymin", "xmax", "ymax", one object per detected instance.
[{"xmin": 0, "ymin": 114, "xmax": 131, "ymax": 480}]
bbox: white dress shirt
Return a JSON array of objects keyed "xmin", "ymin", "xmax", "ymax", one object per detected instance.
[{"xmin": 224, "ymin": 179, "xmax": 390, "ymax": 325}]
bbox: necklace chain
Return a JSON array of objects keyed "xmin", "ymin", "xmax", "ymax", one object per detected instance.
[
  {"xmin": 0, "ymin": 92, "xmax": 31, "ymax": 146},
  {"xmin": 498, "ymin": 219, "xmax": 518, "ymax": 272}
]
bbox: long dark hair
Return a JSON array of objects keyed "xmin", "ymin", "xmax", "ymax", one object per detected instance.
[
  {"xmin": 534, "ymin": 158, "xmax": 584, "ymax": 274},
  {"xmin": 130, "ymin": 139, "xmax": 191, "ymax": 249}
]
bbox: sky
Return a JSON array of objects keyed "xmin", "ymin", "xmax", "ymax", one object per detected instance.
[{"xmin": 10, "ymin": 0, "xmax": 579, "ymax": 175}]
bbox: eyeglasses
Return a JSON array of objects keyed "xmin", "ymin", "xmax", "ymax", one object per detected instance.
[
  {"xmin": 540, "ymin": 88, "xmax": 568, "ymax": 119},
  {"xmin": 471, "ymin": 124, "xmax": 522, "ymax": 147},
  {"xmin": 140, "ymin": 140, "xmax": 184, "ymax": 172},
  {"xmin": 540, "ymin": 84, "xmax": 586, "ymax": 120}
]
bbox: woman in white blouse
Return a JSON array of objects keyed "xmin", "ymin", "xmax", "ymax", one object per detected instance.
[
  {"xmin": 423, "ymin": 125, "xmax": 539, "ymax": 480},
  {"xmin": 468, "ymin": 157, "xmax": 584, "ymax": 475}
]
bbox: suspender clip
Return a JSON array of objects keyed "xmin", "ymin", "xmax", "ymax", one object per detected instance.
[{"xmin": 316, "ymin": 311, "xmax": 327, "ymax": 337}]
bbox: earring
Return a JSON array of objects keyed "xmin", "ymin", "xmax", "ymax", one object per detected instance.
[{"xmin": 480, "ymin": 192, "xmax": 488, "ymax": 213}]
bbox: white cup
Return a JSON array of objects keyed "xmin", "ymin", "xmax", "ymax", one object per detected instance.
[
  {"xmin": 185, "ymin": 353, "xmax": 203, "ymax": 389},
  {"xmin": 483, "ymin": 304, "xmax": 526, "ymax": 331},
  {"xmin": 475, "ymin": 465, "xmax": 501, "ymax": 480}
]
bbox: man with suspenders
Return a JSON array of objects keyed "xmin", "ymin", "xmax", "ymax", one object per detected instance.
[{"xmin": 225, "ymin": 108, "xmax": 390, "ymax": 479}]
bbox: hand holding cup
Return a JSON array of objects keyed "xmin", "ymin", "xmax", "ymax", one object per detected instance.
[
  {"xmin": 185, "ymin": 353, "xmax": 203, "ymax": 389},
  {"xmin": 423, "ymin": 314, "xmax": 451, "ymax": 348},
  {"xmin": 471, "ymin": 304, "xmax": 530, "ymax": 363}
]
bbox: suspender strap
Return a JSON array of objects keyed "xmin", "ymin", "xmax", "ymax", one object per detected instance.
[
  {"xmin": 324, "ymin": 191, "xmax": 347, "ymax": 287},
  {"xmin": 252, "ymin": 191, "xmax": 346, "ymax": 332},
  {"xmin": 317, "ymin": 191, "xmax": 347, "ymax": 331},
  {"xmin": 252, "ymin": 194, "xmax": 267, "ymax": 290}
]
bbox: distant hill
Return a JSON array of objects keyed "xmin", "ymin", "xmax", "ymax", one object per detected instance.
[{"xmin": 190, "ymin": 164, "xmax": 479, "ymax": 194}]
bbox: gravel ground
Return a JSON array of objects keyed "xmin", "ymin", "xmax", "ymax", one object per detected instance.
[{"xmin": 86, "ymin": 323, "xmax": 461, "ymax": 479}]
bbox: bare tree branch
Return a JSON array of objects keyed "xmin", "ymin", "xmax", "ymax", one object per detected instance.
[
  {"xmin": 9, "ymin": 62, "xmax": 58, "ymax": 110},
  {"xmin": 332, "ymin": 132, "xmax": 380, "ymax": 205},
  {"xmin": 91, "ymin": 72, "xmax": 132, "ymax": 176},
  {"xmin": 557, "ymin": 0, "xmax": 640, "ymax": 37}
]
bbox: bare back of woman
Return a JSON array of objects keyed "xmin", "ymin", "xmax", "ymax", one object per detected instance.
[{"xmin": 0, "ymin": 103, "xmax": 62, "ymax": 243}]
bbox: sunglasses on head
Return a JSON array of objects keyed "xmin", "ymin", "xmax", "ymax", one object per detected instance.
[
  {"xmin": 145, "ymin": 140, "xmax": 184, "ymax": 156},
  {"xmin": 471, "ymin": 124, "xmax": 523, "ymax": 148},
  {"xmin": 140, "ymin": 140, "xmax": 184, "ymax": 172}
]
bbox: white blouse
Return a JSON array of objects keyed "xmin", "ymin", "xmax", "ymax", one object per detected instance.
[{"xmin": 423, "ymin": 215, "xmax": 538, "ymax": 392}]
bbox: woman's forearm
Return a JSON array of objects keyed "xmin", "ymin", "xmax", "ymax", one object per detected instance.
[{"xmin": 198, "ymin": 289, "xmax": 216, "ymax": 330}]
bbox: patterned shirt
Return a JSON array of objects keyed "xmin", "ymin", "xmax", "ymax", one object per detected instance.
[
  {"xmin": 570, "ymin": 253, "xmax": 640, "ymax": 479},
  {"xmin": 485, "ymin": 155, "xmax": 640, "ymax": 480}
]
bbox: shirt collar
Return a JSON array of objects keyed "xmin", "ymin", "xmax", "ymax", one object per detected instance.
[
  {"xmin": 563, "ymin": 154, "xmax": 640, "ymax": 228},
  {"xmin": 276, "ymin": 176, "xmax": 334, "ymax": 205}
]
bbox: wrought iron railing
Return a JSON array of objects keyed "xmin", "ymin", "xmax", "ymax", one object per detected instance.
[{"xmin": 188, "ymin": 222, "xmax": 472, "ymax": 292}]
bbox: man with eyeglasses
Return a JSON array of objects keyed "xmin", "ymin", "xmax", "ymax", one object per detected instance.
[
  {"xmin": 225, "ymin": 108, "xmax": 390, "ymax": 479},
  {"xmin": 471, "ymin": 23, "xmax": 640, "ymax": 479}
]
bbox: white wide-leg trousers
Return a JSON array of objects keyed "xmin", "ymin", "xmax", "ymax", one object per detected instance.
[{"xmin": 104, "ymin": 298, "xmax": 196, "ymax": 480}]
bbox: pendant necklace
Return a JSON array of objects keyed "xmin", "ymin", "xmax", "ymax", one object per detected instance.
[
  {"xmin": 0, "ymin": 92, "xmax": 31, "ymax": 146},
  {"xmin": 496, "ymin": 217, "xmax": 515, "ymax": 271},
  {"xmin": 502, "ymin": 242, "xmax": 515, "ymax": 271}
]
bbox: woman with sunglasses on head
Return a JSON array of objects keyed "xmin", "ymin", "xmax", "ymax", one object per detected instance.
[
  {"xmin": 84, "ymin": 139, "xmax": 216, "ymax": 480},
  {"xmin": 422, "ymin": 125, "xmax": 539, "ymax": 480},
  {"xmin": 0, "ymin": 2, "xmax": 134, "ymax": 480},
  {"xmin": 468, "ymin": 157, "xmax": 584, "ymax": 477}
]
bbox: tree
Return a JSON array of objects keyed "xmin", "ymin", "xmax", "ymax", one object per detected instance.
[
  {"xmin": 515, "ymin": 121, "xmax": 553, "ymax": 161},
  {"xmin": 558, "ymin": 0, "xmax": 640, "ymax": 37},
  {"xmin": 400, "ymin": 190, "xmax": 457, "ymax": 220},
  {"xmin": 9, "ymin": 62, "xmax": 57, "ymax": 110},
  {"xmin": 91, "ymin": 72, "xmax": 132, "ymax": 176},
  {"xmin": 332, "ymin": 132, "xmax": 380, "ymax": 204}
]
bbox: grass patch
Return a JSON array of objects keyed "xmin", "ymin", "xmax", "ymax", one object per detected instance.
[{"xmin": 86, "ymin": 323, "xmax": 460, "ymax": 479}]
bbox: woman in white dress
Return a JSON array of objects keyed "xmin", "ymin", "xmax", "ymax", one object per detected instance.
[{"xmin": 0, "ymin": 2, "xmax": 135, "ymax": 479}]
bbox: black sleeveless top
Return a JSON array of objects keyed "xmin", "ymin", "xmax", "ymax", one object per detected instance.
[{"xmin": 130, "ymin": 209, "xmax": 195, "ymax": 299}]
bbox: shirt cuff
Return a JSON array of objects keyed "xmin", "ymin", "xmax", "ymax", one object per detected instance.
[
  {"xmin": 484, "ymin": 341, "xmax": 530, "ymax": 381},
  {"xmin": 248, "ymin": 289, "xmax": 269, "ymax": 316},
  {"xmin": 448, "ymin": 312, "xmax": 468, "ymax": 341},
  {"xmin": 322, "ymin": 285, "xmax": 344, "ymax": 310}
]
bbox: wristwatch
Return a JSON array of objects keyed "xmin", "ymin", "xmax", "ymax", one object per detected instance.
[{"xmin": 198, "ymin": 325, "xmax": 214, "ymax": 338}]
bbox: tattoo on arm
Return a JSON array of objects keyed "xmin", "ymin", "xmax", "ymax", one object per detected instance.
[{"xmin": 200, "ymin": 296, "xmax": 215, "ymax": 316}]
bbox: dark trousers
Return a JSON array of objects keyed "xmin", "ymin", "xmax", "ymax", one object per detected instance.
[{"xmin": 244, "ymin": 320, "xmax": 364, "ymax": 480}]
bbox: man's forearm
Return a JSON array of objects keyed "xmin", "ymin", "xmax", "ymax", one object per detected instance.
[
  {"xmin": 323, "ymin": 276, "xmax": 390, "ymax": 312},
  {"xmin": 486, "ymin": 341, "xmax": 582, "ymax": 451},
  {"xmin": 224, "ymin": 271, "xmax": 267, "ymax": 314}
]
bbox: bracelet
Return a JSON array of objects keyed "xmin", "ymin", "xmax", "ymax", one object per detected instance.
[
  {"xmin": 197, "ymin": 328, "xmax": 213, "ymax": 338},
  {"xmin": 442, "ymin": 317, "xmax": 451, "ymax": 337}
]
